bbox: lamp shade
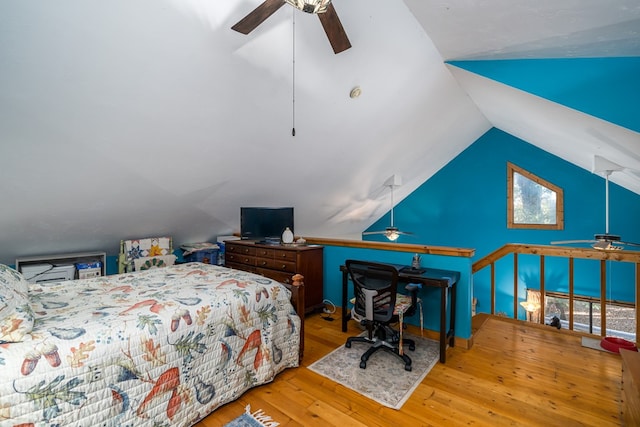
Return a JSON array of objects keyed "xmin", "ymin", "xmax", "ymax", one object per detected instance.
[
  {"xmin": 285, "ymin": 0, "xmax": 331, "ymax": 13},
  {"xmin": 520, "ymin": 300, "xmax": 541, "ymax": 313}
]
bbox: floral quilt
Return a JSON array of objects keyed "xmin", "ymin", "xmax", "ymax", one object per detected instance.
[{"xmin": 0, "ymin": 263, "xmax": 301, "ymax": 426}]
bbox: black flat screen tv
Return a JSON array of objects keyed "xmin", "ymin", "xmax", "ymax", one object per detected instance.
[{"xmin": 240, "ymin": 207, "xmax": 294, "ymax": 241}]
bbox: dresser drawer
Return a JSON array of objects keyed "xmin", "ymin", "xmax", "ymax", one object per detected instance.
[
  {"xmin": 254, "ymin": 258, "xmax": 295, "ymax": 272},
  {"xmin": 227, "ymin": 244, "xmax": 256, "ymax": 256},
  {"xmin": 255, "ymin": 258, "xmax": 273, "ymax": 269},
  {"xmin": 226, "ymin": 261, "xmax": 256, "ymax": 273},
  {"xmin": 271, "ymin": 260, "xmax": 297, "ymax": 273},
  {"xmin": 255, "ymin": 247, "xmax": 276, "ymax": 258},
  {"xmin": 226, "ymin": 253, "xmax": 256, "ymax": 266},
  {"xmin": 274, "ymin": 249, "xmax": 297, "ymax": 262},
  {"xmin": 256, "ymin": 268, "xmax": 294, "ymax": 285}
]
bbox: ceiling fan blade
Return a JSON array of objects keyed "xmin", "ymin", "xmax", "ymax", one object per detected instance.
[
  {"xmin": 551, "ymin": 239, "xmax": 594, "ymax": 244},
  {"xmin": 231, "ymin": 0, "xmax": 286, "ymax": 35},
  {"xmin": 620, "ymin": 241, "xmax": 640, "ymax": 247},
  {"xmin": 317, "ymin": 3, "xmax": 351, "ymax": 54},
  {"xmin": 363, "ymin": 228, "xmax": 412, "ymax": 238}
]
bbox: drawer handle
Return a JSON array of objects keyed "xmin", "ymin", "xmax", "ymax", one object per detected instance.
[
  {"xmin": 244, "ymin": 258, "xmax": 250, "ymax": 263},
  {"xmin": 260, "ymin": 261, "xmax": 267, "ymax": 266},
  {"xmin": 281, "ymin": 264, "xmax": 287, "ymax": 269},
  {"xmin": 243, "ymin": 249, "xmax": 250, "ymax": 253}
]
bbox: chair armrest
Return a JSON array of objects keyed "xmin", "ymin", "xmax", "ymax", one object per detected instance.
[
  {"xmin": 405, "ymin": 283, "xmax": 421, "ymax": 292},
  {"xmin": 405, "ymin": 283, "xmax": 421, "ymax": 306}
]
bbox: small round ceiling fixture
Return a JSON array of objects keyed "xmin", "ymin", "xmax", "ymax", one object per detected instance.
[{"xmin": 350, "ymin": 86, "xmax": 361, "ymax": 99}]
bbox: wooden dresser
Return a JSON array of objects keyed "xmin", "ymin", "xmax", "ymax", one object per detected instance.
[
  {"xmin": 224, "ymin": 240, "xmax": 324, "ymax": 313},
  {"xmin": 621, "ymin": 348, "xmax": 640, "ymax": 425}
]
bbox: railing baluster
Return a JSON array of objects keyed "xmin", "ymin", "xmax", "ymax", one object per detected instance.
[
  {"xmin": 513, "ymin": 253, "xmax": 518, "ymax": 319},
  {"xmin": 491, "ymin": 261, "xmax": 495, "ymax": 315},
  {"xmin": 569, "ymin": 257, "xmax": 574, "ymax": 330},
  {"xmin": 636, "ymin": 263, "xmax": 639, "ymax": 345},
  {"xmin": 539, "ymin": 255, "xmax": 545, "ymax": 324},
  {"xmin": 600, "ymin": 260, "xmax": 607, "ymax": 337}
]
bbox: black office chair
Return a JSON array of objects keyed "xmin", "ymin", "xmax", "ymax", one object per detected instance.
[{"xmin": 344, "ymin": 260, "xmax": 420, "ymax": 371}]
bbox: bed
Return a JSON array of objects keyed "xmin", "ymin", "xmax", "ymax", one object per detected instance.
[{"xmin": 0, "ymin": 262, "xmax": 304, "ymax": 426}]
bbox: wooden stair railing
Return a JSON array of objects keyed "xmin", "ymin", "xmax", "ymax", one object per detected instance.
[{"xmin": 472, "ymin": 243, "xmax": 640, "ymax": 341}]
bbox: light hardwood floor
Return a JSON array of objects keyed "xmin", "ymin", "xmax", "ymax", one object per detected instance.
[{"xmin": 195, "ymin": 313, "xmax": 623, "ymax": 426}]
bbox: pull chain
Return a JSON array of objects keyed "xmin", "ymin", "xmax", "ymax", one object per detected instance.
[{"xmin": 292, "ymin": 10, "xmax": 296, "ymax": 137}]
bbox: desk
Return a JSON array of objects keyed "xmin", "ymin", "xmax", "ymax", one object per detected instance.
[{"xmin": 341, "ymin": 263, "xmax": 459, "ymax": 363}]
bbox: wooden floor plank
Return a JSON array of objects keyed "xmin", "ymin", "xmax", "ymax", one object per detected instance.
[{"xmin": 195, "ymin": 313, "xmax": 623, "ymax": 427}]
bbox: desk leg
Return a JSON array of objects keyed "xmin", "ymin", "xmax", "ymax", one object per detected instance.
[
  {"xmin": 341, "ymin": 270, "xmax": 349, "ymax": 332},
  {"xmin": 439, "ymin": 287, "xmax": 447, "ymax": 363},
  {"xmin": 449, "ymin": 284, "xmax": 456, "ymax": 348}
]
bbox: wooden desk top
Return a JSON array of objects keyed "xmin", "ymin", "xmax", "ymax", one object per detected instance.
[
  {"xmin": 340, "ymin": 263, "xmax": 460, "ymax": 288},
  {"xmin": 392, "ymin": 264, "xmax": 460, "ymax": 287}
]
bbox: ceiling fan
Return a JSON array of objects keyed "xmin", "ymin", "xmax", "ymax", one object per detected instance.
[
  {"xmin": 551, "ymin": 155, "xmax": 640, "ymax": 251},
  {"xmin": 231, "ymin": 0, "xmax": 351, "ymax": 54},
  {"xmin": 362, "ymin": 175, "xmax": 412, "ymax": 242}
]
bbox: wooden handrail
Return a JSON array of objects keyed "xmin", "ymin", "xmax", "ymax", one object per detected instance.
[
  {"xmin": 473, "ymin": 243, "xmax": 640, "ymax": 273},
  {"xmin": 303, "ymin": 236, "xmax": 475, "ymax": 258},
  {"xmin": 473, "ymin": 243, "xmax": 640, "ymax": 341}
]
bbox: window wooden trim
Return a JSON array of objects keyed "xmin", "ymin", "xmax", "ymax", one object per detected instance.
[{"xmin": 507, "ymin": 162, "xmax": 564, "ymax": 230}]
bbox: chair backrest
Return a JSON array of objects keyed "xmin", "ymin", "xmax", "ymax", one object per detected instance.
[{"xmin": 346, "ymin": 260, "xmax": 399, "ymax": 323}]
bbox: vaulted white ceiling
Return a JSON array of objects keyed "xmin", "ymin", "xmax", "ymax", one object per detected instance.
[{"xmin": 0, "ymin": 0, "xmax": 638, "ymax": 264}]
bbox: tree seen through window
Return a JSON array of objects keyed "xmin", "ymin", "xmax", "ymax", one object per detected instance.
[{"xmin": 508, "ymin": 163, "xmax": 564, "ymax": 230}]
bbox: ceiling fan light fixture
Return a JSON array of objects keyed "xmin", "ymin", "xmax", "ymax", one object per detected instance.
[
  {"xmin": 384, "ymin": 227, "xmax": 400, "ymax": 242},
  {"xmin": 592, "ymin": 241, "xmax": 622, "ymax": 251},
  {"xmin": 285, "ymin": 0, "xmax": 331, "ymax": 14}
]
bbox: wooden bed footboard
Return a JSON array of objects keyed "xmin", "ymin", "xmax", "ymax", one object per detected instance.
[{"xmin": 286, "ymin": 273, "xmax": 305, "ymax": 360}]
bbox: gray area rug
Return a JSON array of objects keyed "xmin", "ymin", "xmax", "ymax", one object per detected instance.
[
  {"xmin": 224, "ymin": 405, "xmax": 279, "ymax": 427},
  {"xmin": 308, "ymin": 333, "xmax": 440, "ymax": 409}
]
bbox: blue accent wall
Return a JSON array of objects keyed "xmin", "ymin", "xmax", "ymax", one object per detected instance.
[
  {"xmin": 365, "ymin": 128, "xmax": 640, "ymax": 316},
  {"xmin": 448, "ymin": 57, "xmax": 640, "ymax": 133}
]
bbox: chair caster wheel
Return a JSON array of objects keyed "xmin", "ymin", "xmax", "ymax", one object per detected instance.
[
  {"xmin": 405, "ymin": 365, "xmax": 412, "ymax": 372},
  {"xmin": 345, "ymin": 342, "xmax": 351, "ymax": 348},
  {"xmin": 409, "ymin": 344, "xmax": 415, "ymax": 351},
  {"xmin": 360, "ymin": 361, "xmax": 367, "ymax": 369}
]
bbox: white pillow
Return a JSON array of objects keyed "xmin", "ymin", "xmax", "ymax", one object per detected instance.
[{"xmin": 0, "ymin": 264, "xmax": 34, "ymax": 343}]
